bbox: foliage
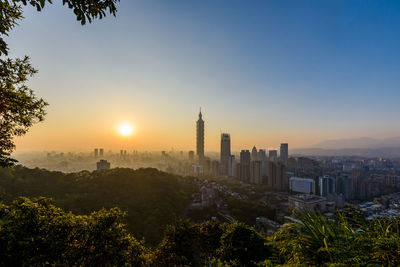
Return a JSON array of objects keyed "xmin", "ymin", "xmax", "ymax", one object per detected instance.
[
  {"xmin": 0, "ymin": 197, "xmax": 145, "ymax": 266},
  {"xmin": 218, "ymin": 222, "xmax": 274, "ymax": 267},
  {"xmin": 273, "ymin": 209, "xmax": 400, "ymax": 266},
  {"xmin": 0, "ymin": 0, "xmax": 120, "ymax": 166},
  {"xmin": 0, "ymin": 166, "xmax": 195, "ymax": 245},
  {"xmin": 0, "ymin": 56, "xmax": 47, "ymax": 167},
  {"xmin": 148, "ymin": 219, "xmax": 203, "ymax": 266},
  {"xmin": 225, "ymin": 196, "xmax": 276, "ymax": 225},
  {"xmin": 149, "ymin": 219, "xmax": 275, "ymax": 267}
]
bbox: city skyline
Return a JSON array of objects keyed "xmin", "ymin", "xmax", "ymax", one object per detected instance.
[
  {"xmin": 9, "ymin": 1, "xmax": 400, "ymax": 152},
  {"xmin": 13, "ymin": 108, "xmax": 400, "ymax": 154}
]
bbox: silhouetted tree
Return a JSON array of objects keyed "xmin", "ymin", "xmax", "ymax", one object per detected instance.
[
  {"xmin": 0, "ymin": 57, "xmax": 47, "ymax": 166},
  {"xmin": 0, "ymin": 0, "xmax": 120, "ymax": 166}
]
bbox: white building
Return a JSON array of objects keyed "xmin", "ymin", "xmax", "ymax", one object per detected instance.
[{"xmin": 289, "ymin": 177, "xmax": 314, "ymax": 194}]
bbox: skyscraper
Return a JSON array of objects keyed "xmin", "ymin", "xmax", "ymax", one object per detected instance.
[
  {"xmin": 188, "ymin": 150, "xmax": 195, "ymax": 162},
  {"xmin": 258, "ymin": 149, "xmax": 267, "ymax": 162},
  {"xmin": 196, "ymin": 109, "xmax": 204, "ymax": 163},
  {"xmin": 228, "ymin": 155, "xmax": 236, "ymax": 177},
  {"xmin": 239, "ymin": 150, "xmax": 251, "ymax": 182},
  {"xmin": 269, "ymin": 149, "xmax": 278, "ymax": 162},
  {"xmin": 319, "ymin": 175, "xmax": 336, "ymax": 198},
  {"xmin": 280, "ymin": 143, "xmax": 288, "ymax": 165},
  {"xmin": 94, "ymin": 148, "xmax": 99, "ymax": 157},
  {"xmin": 250, "ymin": 160, "xmax": 262, "ymax": 184},
  {"xmin": 258, "ymin": 149, "xmax": 268, "ymax": 183},
  {"xmin": 99, "ymin": 148, "xmax": 104, "ymax": 157},
  {"xmin": 220, "ymin": 133, "xmax": 231, "ymax": 176},
  {"xmin": 251, "ymin": 146, "xmax": 258, "ymax": 161}
]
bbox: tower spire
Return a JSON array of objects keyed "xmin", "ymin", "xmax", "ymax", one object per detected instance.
[{"xmin": 196, "ymin": 108, "xmax": 204, "ymax": 163}]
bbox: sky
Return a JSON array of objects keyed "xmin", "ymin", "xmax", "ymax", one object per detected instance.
[{"xmin": 7, "ymin": 0, "xmax": 400, "ymax": 152}]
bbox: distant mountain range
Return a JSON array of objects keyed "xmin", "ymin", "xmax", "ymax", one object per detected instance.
[
  {"xmin": 312, "ymin": 136, "xmax": 400, "ymax": 149},
  {"xmin": 291, "ymin": 137, "xmax": 400, "ymax": 158}
]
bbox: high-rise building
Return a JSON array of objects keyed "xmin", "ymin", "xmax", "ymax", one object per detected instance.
[
  {"xmin": 96, "ymin": 159, "xmax": 110, "ymax": 171},
  {"xmin": 267, "ymin": 161, "xmax": 276, "ymax": 187},
  {"xmin": 188, "ymin": 150, "xmax": 195, "ymax": 162},
  {"xmin": 251, "ymin": 146, "xmax": 258, "ymax": 161},
  {"xmin": 269, "ymin": 149, "xmax": 278, "ymax": 162},
  {"xmin": 258, "ymin": 149, "xmax": 267, "ymax": 161},
  {"xmin": 339, "ymin": 175, "xmax": 353, "ymax": 200},
  {"xmin": 196, "ymin": 109, "xmax": 204, "ymax": 163},
  {"xmin": 319, "ymin": 175, "xmax": 336, "ymax": 198},
  {"xmin": 228, "ymin": 155, "xmax": 236, "ymax": 177},
  {"xmin": 266, "ymin": 161, "xmax": 287, "ymax": 190},
  {"xmin": 276, "ymin": 162, "xmax": 288, "ymax": 191},
  {"xmin": 239, "ymin": 150, "xmax": 251, "ymax": 182},
  {"xmin": 94, "ymin": 148, "xmax": 99, "ymax": 157},
  {"xmin": 258, "ymin": 149, "xmax": 268, "ymax": 183},
  {"xmin": 280, "ymin": 143, "xmax": 288, "ymax": 165},
  {"xmin": 204, "ymin": 158, "xmax": 211, "ymax": 176},
  {"xmin": 250, "ymin": 160, "xmax": 262, "ymax": 184},
  {"xmin": 99, "ymin": 148, "xmax": 104, "ymax": 157},
  {"xmin": 220, "ymin": 133, "xmax": 231, "ymax": 176},
  {"xmin": 236, "ymin": 162, "xmax": 241, "ymax": 180},
  {"xmin": 211, "ymin": 160, "xmax": 219, "ymax": 177}
]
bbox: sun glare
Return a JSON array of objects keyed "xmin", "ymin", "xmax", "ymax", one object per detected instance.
[{"xmin": 118, "ymin": 124, "xmax": 133, "ymax": 136}]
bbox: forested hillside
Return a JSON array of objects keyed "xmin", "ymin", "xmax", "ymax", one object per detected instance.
[
  {"xmin": 0, "ymin": 166, "xmax": 194, "ymax": 245},
  {"xmin": 1, "ymin": 166, "xmax": 400, "ymax": 266}
]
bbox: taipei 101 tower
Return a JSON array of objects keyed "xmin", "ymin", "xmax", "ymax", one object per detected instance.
[{"xmin": 196, "ymin": 109, "xmax": 204, "ymax": 163}]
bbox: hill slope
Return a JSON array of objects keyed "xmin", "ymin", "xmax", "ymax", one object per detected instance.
[{"xmin": 0, "ymin": 166, "xmax": 194, "ymax": 245}]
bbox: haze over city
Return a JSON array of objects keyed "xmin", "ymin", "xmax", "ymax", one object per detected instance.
[{"xmin": 7, "ymin": 0, "xmax": 400, "ymax": 152}]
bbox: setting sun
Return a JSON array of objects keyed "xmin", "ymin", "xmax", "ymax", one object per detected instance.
[{"xmin": 118, "ymin": 124, "xmax": 133, "ymax": 136}]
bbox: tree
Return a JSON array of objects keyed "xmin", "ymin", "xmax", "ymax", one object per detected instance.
[
  {"xmin": 149, "ymin": 219, "xmax": 202, "ymax": 266},
  {"xmin": 0, "ymin": 197, "xmax": 145, "ymax": 266},
  {"xmin": 0, "ymin": 0, "xmax": 120, "ymax": 166},
  {"xmin": 218, "ymin": 222, "xmax": 272, "ymax": 266}
]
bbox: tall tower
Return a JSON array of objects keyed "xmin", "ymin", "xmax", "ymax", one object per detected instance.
[
  {"xmin": 220, "ymin": 133, "xmax": 231, "ymax": 176},
  {"xmin": 196, "ymin": 109, "xmax": 204, "ymax": 163},
  {"xmin": 280, "ymin": 143, "xmax": 288, "ymax": 165}
]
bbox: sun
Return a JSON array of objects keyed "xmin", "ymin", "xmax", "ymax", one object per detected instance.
[{"xmin": 118, "ymin": 123, "xmax": 133, "ymax": 136}]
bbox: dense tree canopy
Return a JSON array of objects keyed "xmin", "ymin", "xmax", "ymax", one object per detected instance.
[
  {"xmin": 0, "ymin": 166, "xmax": 196, "ymax": 245},
  {"xmin": 0, "ymin": 0, "xmax": 120, "ymax": 166},
  {"xmin": 0, "ymin": 197, "xmax": 145, "ymax": 266}
]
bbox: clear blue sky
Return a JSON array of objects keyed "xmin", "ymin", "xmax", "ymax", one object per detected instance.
[{"xmin": 8, "ymin": 0, "xmax": 400, "ymax": 151}]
